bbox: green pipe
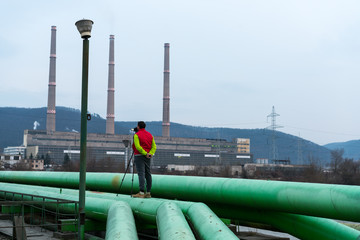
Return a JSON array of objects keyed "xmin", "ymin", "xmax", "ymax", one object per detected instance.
[
  {"xmin": 209, "ymin": 205, "xmax": 360, "ymax": 240},
  {"xmin": 4, "ymin": 183, "xmax": 359, "ymax": 240},
  {"xmin": 0, "ymin": 183, "xmax": 137, "ymax": 240},
  {"xmin": 103, "ymin": 193, "xmax": 237, "ymax": 239},
  {"xmin": 186, "ymin": 203, "xmax": 238, "ymax": 240},
  {"xmin": 156, "ymin": 202, "xmax": 196, "ymax": 240},
  {"xmin": 106, "ymin": 202, "xmax": 139, "ymax": 240},
  {"xmin": 0, "ymin": 183, "xmax": 237, "ymax": 240},
  {"xmin": 1, "ymin": 171, "xmax": 359, "ymax": 222},
  {"xmin": 63, "ymin": 189, "xmax": 239, "ymax": 240}
]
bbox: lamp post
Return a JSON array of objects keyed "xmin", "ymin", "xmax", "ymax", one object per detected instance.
[{"xmin": 75, "ymin": 19, "xmax": 93, "ymax": 240}]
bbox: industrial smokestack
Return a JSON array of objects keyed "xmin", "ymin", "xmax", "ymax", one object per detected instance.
[
  {"xmin": 162, "ymin": 43, "xmax": 170, "ymax": 137},
  {"xmin": 106, "ymin": 35, "xmax": 115, "ymax": 134},
  {"xmin": 46, "ymin": 26, "xmax": 56, "ymax": 132}
]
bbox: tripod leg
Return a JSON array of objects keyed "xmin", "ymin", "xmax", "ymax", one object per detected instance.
[
  {"xmin": 131, "ymin": 156, "xmax": 135, "ymax": 197},
  {"xmin": 117, "ymin": 152, "xmax": 134, "ymax": 195}
]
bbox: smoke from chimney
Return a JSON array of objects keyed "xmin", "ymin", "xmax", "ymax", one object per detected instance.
[
  {"xmin": 106, "ymin": 35, "xmax": 115, "ymax": 134},
  {"xmin": 33, "ymin": 121, "xmax": 40, "ymax": 130},
  {"xmin": 162, "ymin": 43, "xmax": 170, "ymax": 137},
  {"xmin": 46, "ymin": 26, "xmax": 56, "ymax": 132}
]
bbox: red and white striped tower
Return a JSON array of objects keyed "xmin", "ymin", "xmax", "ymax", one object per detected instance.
[
  {"xmin": 106, "ymin": 35, "xmax": 115, "ymax": 134},
  {"xmin": 46, "ymin": 26, "xmax": 56, "ymax": 132},
  {"xmin": 162, "ymin": 43, "xmax": 170, "ymax": 137}
]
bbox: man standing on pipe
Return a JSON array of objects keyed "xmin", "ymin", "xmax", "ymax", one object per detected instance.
[{"xmin": 132, "ymin": 121, "xmax": 157, "ymax": 198}]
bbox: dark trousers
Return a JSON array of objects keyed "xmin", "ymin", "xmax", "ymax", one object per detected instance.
[{"xmin": 134, "ymin": 155, "xmax": 152, "ymax": 192}]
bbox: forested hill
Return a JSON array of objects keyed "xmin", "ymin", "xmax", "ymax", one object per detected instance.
[
  {"xmin": 324, "ymin": 140, "xmax": 360, "ymax": 160},
  {"xmin": 0, "ymin": 107, "xmax": 331, "ymax": 165}
]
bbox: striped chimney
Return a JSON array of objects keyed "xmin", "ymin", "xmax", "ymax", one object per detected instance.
[
  {"xmin": 106, "ymin": 35, "xmax": 115, "ymax": 134},
  {"xmin": 162, "ymin": 43, "xmax": 170, "ymax": 137},
  {"xmin": 46, "ymin": 26, "xmax": 56, "ymax": 132}
]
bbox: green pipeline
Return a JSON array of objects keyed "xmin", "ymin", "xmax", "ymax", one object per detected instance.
[
  {"xmin": 0, "ymin": 183, "xmax": 137, "ymax": 240},
  {"xmin": 2, "ymin": 182, "xmax": 359, "ymax": 240},
  {"xmin": 186, "ymin": 202, "xmax": 239, "ymax": 240},
  {"xmin": 106, "ymin": 202, "xmax": 138, "ymax": 240},
  {"xmin": 81, "ymin": 188, "xmax": 360, "ymax": 240},
  {"xmin": 0, "ymin": 171, "xmax": 359, "ymax": 222},
  {"xmin": 0, "ymin": 182, "xmax": 238, "ymax": 240},
  {"xmin": 209, "ymin": 205, "xmax": 360, "ymax": 240},
  {"xmin": 156, "ymin": 202, "xmax": 196, "ymax": 240}
]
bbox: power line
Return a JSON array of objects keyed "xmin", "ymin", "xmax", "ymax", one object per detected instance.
[{"xmin": 187, "ymin": 122, "xmax": 268, "ymax": 128}]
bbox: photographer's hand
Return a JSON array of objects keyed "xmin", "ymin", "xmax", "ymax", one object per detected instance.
[{"xmin": 146, "ymin": 153, "xmax": 152, "ymax": 159}]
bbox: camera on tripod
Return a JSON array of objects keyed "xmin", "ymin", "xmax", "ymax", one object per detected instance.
[{"xmin": 132, "ymin": 126, "xmax": 139, "ymax": 133}]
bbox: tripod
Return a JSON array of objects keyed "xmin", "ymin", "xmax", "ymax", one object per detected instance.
[{"xmin": 117, "ymin": 151, "xmax": 136, "ymax": 197}]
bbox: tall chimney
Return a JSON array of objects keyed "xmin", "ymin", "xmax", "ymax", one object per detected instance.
[
  {"xmin": 106, "ymin": 35, "xmax": 115, "ymax": 134},
  {"xmin": 46, "ymin": 26, "xmax": 56, "ymax": 132},
  {"xmin": 162, "ymin": 43, "xmax": 170, "ymax": 137}
]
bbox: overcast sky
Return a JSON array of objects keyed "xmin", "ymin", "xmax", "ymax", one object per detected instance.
[{"xmin": 1, "ymin": 0, "xmax": 359, "ymax": 145}]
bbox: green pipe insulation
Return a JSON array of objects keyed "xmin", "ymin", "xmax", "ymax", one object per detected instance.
[
  {"xmin": 0, "ymin": 171, "xmax": 359, "ymax": 222},
  {"xmin": 0, "ymin": 183, "xmax": 137, "ymax": 240},
  {"xmin": 86, "ymin": 191, "xmax": 238, "ymax": 240},
  {"xmin": 0, "ymin": 182, "xmax": 238, "ymax": 240},
  {"xmin": 2, "ymin": 182, "xmax": 359, "ymax": 240},
  {"xmin": 156, "ymin": 202, "xmax": 196, "ymax": 240},
  {"xmin": 186, "ymin": 202, "xmax": 239, "ymax": 240},
  {"xmin": 208, "ymin": 205, "xmax": 360, "ymax": 240},
  {"xmin": 106, "ymin": 202, "xmax": 139, "ymax": 240}
]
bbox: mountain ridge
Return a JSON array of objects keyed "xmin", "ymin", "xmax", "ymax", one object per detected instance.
[
  {"xmin": 324, "ymin": 140, "xmax": 360, "ymax": 160},
  {"xmin": 0, "ymin": 106, "xmax": 332, "ymax": 164}
]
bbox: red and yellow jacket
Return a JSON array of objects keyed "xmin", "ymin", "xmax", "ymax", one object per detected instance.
[{"xmin": 132, "ymin": 128, "xmax": 157, "ymax": 156}]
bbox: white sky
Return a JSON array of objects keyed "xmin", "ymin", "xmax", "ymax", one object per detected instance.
[{"xmin": 0, "ymin": 0, "xmax": 359, "ymax": 145}]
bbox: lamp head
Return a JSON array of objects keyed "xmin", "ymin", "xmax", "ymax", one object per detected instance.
[{"xmin": 75, "ymin": 19, "xmax": 94, "ymax": 38}]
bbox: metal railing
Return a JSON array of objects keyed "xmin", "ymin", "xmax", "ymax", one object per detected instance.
[{"xmin": 0, "ymin": 190, "xmax": 79, "ymax": 239}]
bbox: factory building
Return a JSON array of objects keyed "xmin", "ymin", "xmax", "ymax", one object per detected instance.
[
  {"xmin": 3, "ymin": 146, "xmax": 26, "ymax": 157},
  {"xmin": 23, "ymin": 130, "xmax": 252, "ymax": 168}
]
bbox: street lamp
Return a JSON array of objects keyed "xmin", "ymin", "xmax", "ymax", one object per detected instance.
[
  {"xmin": 75, "ymin": 18, "xmax": 93, "ymax": 240},
  {"xmin": 75, "ymin": 19, "xmax": 94, "ymax": 38}
]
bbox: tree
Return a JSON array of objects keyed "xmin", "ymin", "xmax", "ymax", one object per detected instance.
[
  {"xmin": 62, "ymin": 154, "xmax": 71, "ymax": 171},
  {"xmin": 44, "ymin": 153, "xmax": 51, "ymax": 165},
  {"xmin": 330, "ymin": 149, "xmax": 344, "ymax": 175},
  {"xmin": 29, "ymin": 153, "xmax": 33, "ymax": 160},
  {"xmin": 63, "ymin": 153, "xmax": 70, "ymax": 164},
  {"xmin": 13, "ymin": 160, "xmax": 31, "ymax": 171},
  {"xmin": 338, "ymin": 158, "xmax": 360, "ymax": 185}
]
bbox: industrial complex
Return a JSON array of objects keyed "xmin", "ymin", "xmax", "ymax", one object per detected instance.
[
  {"xmin": 11, "ymin": 25, "xmax": 253, "ymax": 170},
  {"xmin": 1, "ymin": 24, "xmax": 360, "ymax": 240}
]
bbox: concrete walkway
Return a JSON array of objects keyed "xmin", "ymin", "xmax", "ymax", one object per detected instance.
[{"xmin": 0, "ymin": 219, "xmax": 60, "ymax": 240}]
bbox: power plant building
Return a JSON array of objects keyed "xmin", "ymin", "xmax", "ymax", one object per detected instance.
[{"xmin": 23, "ymin": 130, "xmax": 253, "ymax": 168}]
